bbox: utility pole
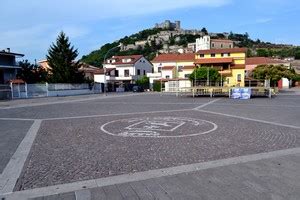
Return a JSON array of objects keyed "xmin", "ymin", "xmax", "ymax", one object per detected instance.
[{"xmin": 207, "ymin": 67, "xmax": 210, "ymax": 86}]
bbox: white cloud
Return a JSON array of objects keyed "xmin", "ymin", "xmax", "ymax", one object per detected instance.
[
  {"xmin": 0, "ymin": 0, "xmax": 231, "ymax": 60},
  {"xmin": 0, "ymin": 0, "xmax": 231, "ymax": 24}
]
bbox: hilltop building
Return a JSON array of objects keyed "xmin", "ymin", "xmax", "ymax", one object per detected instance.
[
  {"xmin": 0, "ymin": 48, "xmax": 24, "ymax": 84},
  {"xmin": 155, "ymin": 20, "xmax": 181, "ymax": 30}
]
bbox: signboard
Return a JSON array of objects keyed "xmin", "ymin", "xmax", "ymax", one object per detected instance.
[{"xmin": 230, "ymin": 88, "xmax": 251, "ymax": 99}]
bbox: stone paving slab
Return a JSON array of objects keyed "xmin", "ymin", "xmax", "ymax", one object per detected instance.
[
  {"xmin": 26, "ymin": 153, "xmax": 300, "ymax": 200},
  {"xmin": 14, "ymin": 110, "xmax": 300, "ymax": 191},
  {"xmin": 0, "ymin": 120, "xmax": 33, "ymax": 173}
]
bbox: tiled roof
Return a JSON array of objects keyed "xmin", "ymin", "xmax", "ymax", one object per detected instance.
[
  {"xmin": 161, "ymin": 66, "xmax": 176, "ymax": 70},
  {"xmin": 106, "ymin": 55, "xmax": 143, "ymax": 65},
  {"xmin": 152, "ymin": 53, "xmax": 195, "ymax": 62},
  {"xmin": 195, "ymin": 58, "xmax": 233, "ymax": 64},
  {"xmin": 245, "ymin": 57, "xmax": 288, "ymax": 65},
  {"xmin": 231, "ymin": 64, "xmax": 245, "ymax": 69},
  {"xmin": 211, "ymin": 39, "xmax": 234, "ymax": 43},
  {"xmin": 94, "ymin": 68, "xmax": 115, "ymax": 75},
  {"xmin": 0, "ymin": 51, "xmax": 24, "ymax": 57},
  {"xmin": 8, "ymin": 79, "xmax": 25, "ymax": 84},
  {"xmin": 196, "ymin": 48, "xmax": 247, "ymax": 54}
]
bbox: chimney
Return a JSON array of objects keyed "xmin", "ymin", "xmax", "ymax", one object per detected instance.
[{"xmin": 6, "ymin": 48, "xmax": 10, "ymax": 52}]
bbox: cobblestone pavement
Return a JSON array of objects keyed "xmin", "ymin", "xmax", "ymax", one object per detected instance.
[
  {"xmin": 14, "ymin": 110, "xmax": 300, "ymax": 191},
  {"xmin": 0, "ymin": 93, "xmax": 299, "ymax": 199}
]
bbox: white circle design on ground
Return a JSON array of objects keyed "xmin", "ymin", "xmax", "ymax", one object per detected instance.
[{"xmin": 101, "ymin": 117, "xmax": 218, "ymax": 138}]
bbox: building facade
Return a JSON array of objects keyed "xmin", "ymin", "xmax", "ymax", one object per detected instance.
[
  {"xmin": 195, "ymin": 48, "xmax": 247, "ymax": 87},
  {"xmin": 155, "ymin": 20, "xmax": 181, "ymax": 30},
  {"xmin": 0, "ymin": 49, "xmax": 24, "ymax": 84},
  {"xmin": 196, "ymin": 35, "xmax": 234, "ymax": 52},
  {"xmin": 94, "ymin": 55, "xmax": 152, "ymax": 91},
  {"xmin": 147, "ymin": 53, "xmax": 195, "ymax": 89}
]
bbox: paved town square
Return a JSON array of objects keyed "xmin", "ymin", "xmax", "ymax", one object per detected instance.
[{"xmin": 0, "ymin": 92, "xmax": 299, "ymax": 199}]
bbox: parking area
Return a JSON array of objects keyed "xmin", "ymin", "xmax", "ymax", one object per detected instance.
[{"xmin": 0, "ymin": 92, "xmax": 299, "ymax": 199}]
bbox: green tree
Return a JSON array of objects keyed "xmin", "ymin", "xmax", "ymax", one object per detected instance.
[
  {"xmin": 201, "ymin": 27, "xmax": 208, "ymax": 35},
  {"xmin": 256, "ymin": 49, "xmax": 269, "ymax": 57},
  {"xmin": 153, "ymin": 81, "xmax": 162, "ymax": 92},
  {"xmin": 17, "ymin": 60, "xmax": 48, "ymax": 83},
  {"xmin": 295, "ymin": 49, "xmax": 300, "ymax": 59},
  {"xmin": 47, "ymin": 32, "xmax": 84, "ymax": 83},
  {"xmin": 136, "ymin": 76, "xmax": 150, "ymax": 89},
  {"xmin": 189, "ymin": 67, "xmax": 221, "ymax": 83},
  {"xmin": 252, "ymin": 64, "xmax": 296, "ymax": 86}
]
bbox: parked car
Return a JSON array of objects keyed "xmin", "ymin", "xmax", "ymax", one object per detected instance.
[{"xmin": 132, "ymin": 86, "xmax": 144, "ymax": 92}]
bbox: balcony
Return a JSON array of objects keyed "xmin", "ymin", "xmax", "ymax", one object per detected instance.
[
  {"xmin": 0, "ymin": 64, "xmax": 21, "ymax": 69},
  {"xmin": 146, "ymin": 72, "xmax": 161, "ymax": 78},
  {"xmin": 219, "ymin": 70, "xmax": 232, "ymax": 76},
  {"xmin": 106, "ymin": 75, "xmax": 136, "ymax": 81}
]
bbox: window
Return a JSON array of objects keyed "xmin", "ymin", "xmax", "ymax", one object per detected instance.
[
  {"xmin": 184, "ymin": 74, "xmax": 191, "ymax": 78},
  {"xmin": 115, "ymin": 70, "xmax": 119, "ymax": 77},
  {"xmin": 211, "ymin": 53, "xmax": 216, "ymax": 57},
  {"xmin": 124, "ymin": 70, "xmax": 130, "ymax": 77},
  {"xmin": 143, "ymin": 70, "xmax": 146, "ymax": 75},
  {"xmin": 221, "ymin": 44, "xmax": 223, "ymax": 48},
  {"xmin": 211, "ymin": 43, "xmax": 215, "ymax": 48},
  {"xmin": 178, "ymin": 66, "xmax": 183, "ymax": 72},
  {"xmin": 221, "ymin": 53, "xmax": 224, "ymax": 57},
  {"xmin": 237, "ymin": 74, "xmax": 241, "ymax": 82},
  {"xmin": 137, "ymin": 69, "xmax": 140, "ymax": 75},
  {"xmin": 229, "ymin": 45, "xmax": 232, "ymax": 48},
  {"xmin": 200, "ymin": 54, "xmax": 204, "ymax": 58},
  {"xmin": 166, "ymin": 75, "xmax": 170, "ymax": 79},
  {"xmin": 227, "ymin": 78, "xmax": 230, "ymax": 84},
  {"xmin": 158, "ymin": 67, "xmax": 162, "ymax": 72},
  {"xmin": 228, "ymin": 53, "xmax": 231, "ymax": 56}
]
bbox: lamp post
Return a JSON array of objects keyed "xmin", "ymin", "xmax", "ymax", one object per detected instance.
[
  {"xmin": 221, "ymin": 66, "xmax": 223, "ymax": 87},
  {"xmin": 207, "ymin": 67, "xmax": 210, "ymax": 86},
  {"xmin": 103, "ymin": 45, "xmax": 121, "ymax": 95}
]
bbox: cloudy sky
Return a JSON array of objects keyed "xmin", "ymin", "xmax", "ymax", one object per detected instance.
[{"xmin": 1, "ymin": 0, "xmax": 299, "ymax": 61}]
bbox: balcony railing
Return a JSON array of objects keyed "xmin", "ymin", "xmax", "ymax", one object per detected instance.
[{"xmin": 0, "ymin": 64, "xmax": 21, "ymax": 69}]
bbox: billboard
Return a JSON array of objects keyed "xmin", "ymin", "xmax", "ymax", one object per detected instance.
[{"xmin": 230, "ymin": 88, "xmax": 251, "ymax": 99}]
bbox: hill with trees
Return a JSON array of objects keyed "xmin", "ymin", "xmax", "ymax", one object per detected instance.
[{"xmin": 81, "ymin": 28, "xmax": 300, "ymax": 68}]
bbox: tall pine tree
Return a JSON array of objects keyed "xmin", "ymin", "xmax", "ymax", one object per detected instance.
[{"xmin": 47, "ymin": 32, "xmax": 84, "ymax": 83}]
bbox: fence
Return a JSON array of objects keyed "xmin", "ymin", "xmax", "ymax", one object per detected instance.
[
  {"xmin": 1, "ymin": 83, "xmax": 102, "ymax": 100},
  {"xmin": 0, "ymin": 84, "xmax": 12, "ymax": 100}
]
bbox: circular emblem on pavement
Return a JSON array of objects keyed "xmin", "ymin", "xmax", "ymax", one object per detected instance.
[{"xmin": 101, "ymin": 117, "xmax": 217, "ymax": 138}]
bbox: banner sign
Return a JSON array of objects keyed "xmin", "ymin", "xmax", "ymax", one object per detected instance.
[{"xmin": 230, "ymin": 88, "xmax": 251, "ymax": 99}]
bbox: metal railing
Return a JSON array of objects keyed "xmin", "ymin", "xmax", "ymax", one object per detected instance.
[{"xmin": 5, "ymin": 83, "xmax": 102, "ymax": 100}]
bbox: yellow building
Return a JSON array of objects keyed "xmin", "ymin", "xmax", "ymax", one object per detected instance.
[{"xmin": 195, "ymin": 48, "xmax": 247, "ymax": 87}]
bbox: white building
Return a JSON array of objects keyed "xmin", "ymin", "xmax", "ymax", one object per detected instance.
[
  {"xmin": 196, "ymin": 35, "xmax": 234, "ymax": 52},
  {"xmin": 147, "ymin": 53, "xmax": 195, "ymax": 89},
  {"xmin": 196, "ymin": 36, "xmax": 211, "ymax": 51},
  {"xmin": 94, "ymin": 55, "xmax": 152, "ymax": 91}
]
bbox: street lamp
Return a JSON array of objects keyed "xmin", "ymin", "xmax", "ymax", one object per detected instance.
[{"xmin": 103, "ymin": 44, "xmax": 121, "ymax": 95}]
